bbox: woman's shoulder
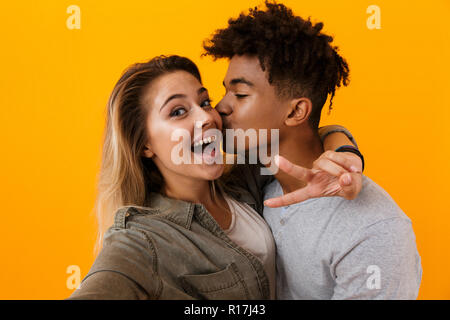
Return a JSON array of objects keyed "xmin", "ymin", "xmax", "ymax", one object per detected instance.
[{"xmin": 112, "ymin": 195, "xmax": 195, "ymax": 228}]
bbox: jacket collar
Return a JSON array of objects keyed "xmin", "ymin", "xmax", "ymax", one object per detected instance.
[
  {"xmin": 142, "ymin": 191, "xmax": 196, "ymax": 229},
  {"xmin": 130, "ymin": 184, "xmax": 257, "ymax": 230}
]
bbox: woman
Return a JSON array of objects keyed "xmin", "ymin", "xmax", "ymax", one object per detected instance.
[{"xmin": 68, "ymin": 55, "xmax": 362, "ymax": 300}]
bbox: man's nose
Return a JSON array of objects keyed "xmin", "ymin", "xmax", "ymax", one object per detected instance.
[{"xmin": 215, "ymin": 98, "xmax": 232, "ymax": 117}]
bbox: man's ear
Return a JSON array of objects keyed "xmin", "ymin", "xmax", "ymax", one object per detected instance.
[
  {"xmin": 284, "ymin": 98, "xmax": 312, "ymax": 127},
  {"xmin": 142, "ymin": 144, "xmax": 154, "ymax": 158}
]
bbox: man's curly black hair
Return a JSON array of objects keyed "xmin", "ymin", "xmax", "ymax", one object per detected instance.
[{"xmin": 203, "ymin": 1, "xmax": 349, "ymax": 129}]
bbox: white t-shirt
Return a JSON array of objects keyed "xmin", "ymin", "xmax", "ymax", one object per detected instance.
[{"xmin": 222, "ymin": 194, "xmax": 277, "ymax": 299}]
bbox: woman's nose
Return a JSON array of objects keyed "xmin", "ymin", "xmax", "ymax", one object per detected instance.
[{"xmin": 194, "ymin": 105, "xmax": 215, "ymax": 129}]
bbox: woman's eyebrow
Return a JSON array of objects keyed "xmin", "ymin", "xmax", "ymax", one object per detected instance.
[
  {"xmin": 160, "ymin": 88, "xmax": 208, "ymax": 111},
  {"xmin": 160, "ymin": 94, "xmax": 186, "ymax": 111}
]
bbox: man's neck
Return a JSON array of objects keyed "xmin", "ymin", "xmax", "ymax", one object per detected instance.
[{"xmin": 275, "ymin": 128, "xmax": 324, "ymax": 194}]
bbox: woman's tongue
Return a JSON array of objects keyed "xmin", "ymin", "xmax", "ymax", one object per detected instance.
[{"xmin": 192, "ymin": 142, "xmax": 216, "ymax": 162}]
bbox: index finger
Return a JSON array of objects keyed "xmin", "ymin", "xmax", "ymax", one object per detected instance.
[
  {"xmin": 264, "ymin": 187, "xmax": 311, "ymax": 208},
  {"xmin": 276, "ymin": 155, "xmax": 313, "ymax": 182}
]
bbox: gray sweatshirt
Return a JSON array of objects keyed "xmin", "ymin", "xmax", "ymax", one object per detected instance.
[{"xmin": 263, "ymin": 176, "xmax": 422, "ymax": 299}]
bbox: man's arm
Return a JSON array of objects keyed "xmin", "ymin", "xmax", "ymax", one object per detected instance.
[{"xmin": 331, "ymin": 217, "xmax": 422, "ymax": 300}]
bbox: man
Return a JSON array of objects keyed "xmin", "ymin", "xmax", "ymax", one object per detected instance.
[{"xmin": 204, "ymin": 1, "xmax": 422, "ymax": 299}]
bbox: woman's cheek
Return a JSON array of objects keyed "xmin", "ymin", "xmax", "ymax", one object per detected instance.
[{"xmin": 212, "ymin": 108, "xmax": 223, "ymax": 129}]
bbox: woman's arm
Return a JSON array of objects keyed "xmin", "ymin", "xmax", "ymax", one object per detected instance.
[
  {"xmin": 322, "ymin": 131, "xmax": 357, "ymax": 151},
  {"xmin": 317, "ymin": 125, "xmax": 364, "ymax": 199},
  {"xmin": 67, "ymin": 270, "xmax": 149, "ymax": 300},
  {"xmin": 264, "ymin": 125, "xmax": 364, "ymax": 207},
  {"xmin": 223, "ymin": 125, "xmax": 364, "ymax": 210},
  {"xmin": 318, "ymin": 124, "xmax": 364, "ymax": 171},
  {"xmin": 66, "ymin": 227, "xmax": 159, "ymax": 300},
  {"xmin": 319, "ymin": 124, "xmax": 359, "ymax": 150}
]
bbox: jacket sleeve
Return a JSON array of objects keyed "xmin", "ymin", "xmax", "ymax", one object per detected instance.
[
  {"xmin": 67, "ymin": 270, "xmax": 149, "ymax": 300},
  {"xmin": 66, "ymin": 227, "xmax": 161, "ymax": 300},
  {"xmin": 222, "ymin": 124, "xmax": 359, "ymax": 210},
  {"xmin": 318, "ymin": 124, "xmax": 359, "ymax": 148}
]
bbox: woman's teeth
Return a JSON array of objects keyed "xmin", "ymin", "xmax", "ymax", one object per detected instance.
[{"xmin": 193, "ymin": 135, "xmax": 216, "ymax": 148}]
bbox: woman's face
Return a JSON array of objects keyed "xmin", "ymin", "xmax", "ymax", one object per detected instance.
[{"xmin": 142, "ymin": 70, "xmax": 224, "ymax": 183}]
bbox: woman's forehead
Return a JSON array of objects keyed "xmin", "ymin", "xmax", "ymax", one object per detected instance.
[{"xmin": 144, "ymin": 71, "xmax": 204, "ymax": 108}]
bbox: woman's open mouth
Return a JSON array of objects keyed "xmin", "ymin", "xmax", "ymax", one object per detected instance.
[{"xmin": 191, "ymin": 135, "xmax": 218, "ymax": 163}]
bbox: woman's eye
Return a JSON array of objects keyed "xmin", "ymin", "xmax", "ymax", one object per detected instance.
[
  {"xmin": 200, "ymin": 99, "xmax": 213, "ymax": 108},
  {"xmin": 235, "ymin": 94, "xmax": 248, "ymax": 99},
  {"xmin": 170, "ymin": 108, "xmax": 187, "ymax": 117}
]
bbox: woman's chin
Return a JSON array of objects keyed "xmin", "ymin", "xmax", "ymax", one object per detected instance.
[
  {"xmin": 199, "ymin": 163, "xmax": 224, "ymax": 181},
  {"xmin": 189, "ymin": 148, "xmax": 224, "ymax": 180}
]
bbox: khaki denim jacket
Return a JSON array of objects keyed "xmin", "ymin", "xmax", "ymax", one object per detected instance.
[{"xmin": 67, "ymin": 125, "xmax": 355, "ymax": 300}]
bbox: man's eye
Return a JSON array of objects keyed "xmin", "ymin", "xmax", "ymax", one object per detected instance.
[
  {"xmin": 170, "ymin": 108, "xmax": 187, "ymax": 117},
  {"xmin": 201, "ymin": 99, "xmax": 213, "ymax": 108},
  {"xmin": 235, "ymin": 94, "xmax": 248, "ymax": 99}
]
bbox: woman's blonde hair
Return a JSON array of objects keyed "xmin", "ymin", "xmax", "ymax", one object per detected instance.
[{"xmin": 94, "ymin": 55, "xmax": 206, "ymax": 254}]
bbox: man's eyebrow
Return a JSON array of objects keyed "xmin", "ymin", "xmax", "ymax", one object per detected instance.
[
  {"xmin": 160, "ymin": 87, "xmax": 208, "ymax": 111},
  {"xmin": 223, "ymin": 78, "xmax": 254, "ymax": 87}
]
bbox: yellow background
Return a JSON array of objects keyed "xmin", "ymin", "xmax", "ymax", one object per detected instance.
[{"xmin": 0, "ymin": 0, "xmax": 449, "ymax": 299}]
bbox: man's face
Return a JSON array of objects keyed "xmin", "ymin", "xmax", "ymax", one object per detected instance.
[{"xmin": 216, "ymin": 55, "xmax": 288, "ymax": 152}]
